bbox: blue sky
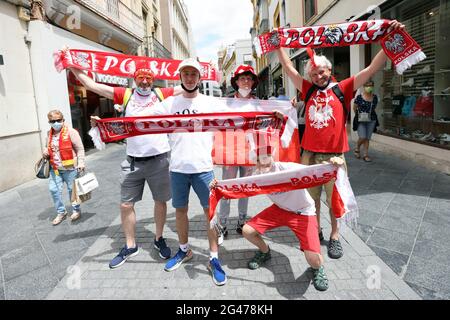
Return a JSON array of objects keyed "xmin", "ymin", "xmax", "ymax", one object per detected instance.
[{"xmin": 183, "ymin": 0, "xmax": 254, "ymax": 65}]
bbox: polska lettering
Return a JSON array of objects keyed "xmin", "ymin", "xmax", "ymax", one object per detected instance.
[
  {"xmin": 55, "ymin": 49, "xmax": 218, "ymax": 81},
  {"xmin": 217, "ymin": 183, "xmax": 261, "ymax": 193},
  {"xmin": 96, "ymin": 112, "xmax": 284, "ymax": 142},
  {"xmin": 290, "ymin": 172, "xmax": 335, "ymax": 186},
  {"xmin": 277, "ymin": 20, "xmax": 390, "ymax": 50},
  {"xmin": 135, "ymin": 117, "xmax": 239, "ymax": 132}
]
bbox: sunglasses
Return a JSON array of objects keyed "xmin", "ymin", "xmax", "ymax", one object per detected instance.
[
  {"xmin": 49, "ymin": 119, "xmax": 63, "ymax": 124},
  {"xmin": 136, "ymin": 75, "xmax": 153, "ymax": 81}
]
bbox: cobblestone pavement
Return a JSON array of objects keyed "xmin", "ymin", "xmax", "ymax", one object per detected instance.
[{"xmin": 0, "ymin": 143, "xmax": 422, "ymax": 300}]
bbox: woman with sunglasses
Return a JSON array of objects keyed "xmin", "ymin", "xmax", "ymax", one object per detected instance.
[{"xmin": 43, "ymin": 110, "xmax": 85, "ymax": 225}]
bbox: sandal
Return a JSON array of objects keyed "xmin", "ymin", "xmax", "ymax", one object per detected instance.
[
  {"xmin": 52, "ymin": 212, "xmax": 67, "ymax": 226},
  {"xmin": 353, "ymin": 149, "xmax": 361, "ymax": 159},
  {"xmin": 363, "ymin": 156, "xmax": 372, "ymax": 162}
]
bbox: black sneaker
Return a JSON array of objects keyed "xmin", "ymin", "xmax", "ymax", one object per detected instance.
[
  {"xmin": 109, "ymin": 245, "xmax": 139, "ymax": 269},
  {"xmin": 154, "ymin": 237, "xmax": 171, "ymax": 259},
  {"xmin": 327, "ymin": 239, "xmax": 343, "ymax": 259},
  {"xmin": 236, "ymin": 222, "xmax": 245, "ymax": 235},
  {"xmin": 318, "ymin": 228, "xmax": 324, "ymax": 242},
  {"xmin": 248, "ymin": 248, "xmax": 271, "ymax": 270}
]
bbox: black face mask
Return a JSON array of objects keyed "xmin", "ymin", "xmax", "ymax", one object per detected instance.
[
  {"xmin": 181, "ymin": 83, "xmax": 199, "ymax": 93},
  {"xmin": 316, "ymin": 77, "xmax": 331, "ymax": 91}
]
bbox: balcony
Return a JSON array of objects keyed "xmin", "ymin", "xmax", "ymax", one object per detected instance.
[
  {"xmin": 143, "ymin": 36, "xmax": 172, "ymax": 59},
  {"xmin": 77, "ymin": 0, "xmax": 144, "ymax": 40}
]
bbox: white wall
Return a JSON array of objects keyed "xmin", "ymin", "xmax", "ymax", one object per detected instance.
[
  {"xmin": 0, "ymin": 2, "xmax": 38, "ymax": 138},
  {"xmin": 0, "ymin": 2, "xmax": 42, "ymax": 192},
  {"xmin": 27, "ymin": 20, "xmax": 120, "ymax": 148},
  {"xmin": 0, "ymin": 15, "xmax": 119, "ymax": 192}
]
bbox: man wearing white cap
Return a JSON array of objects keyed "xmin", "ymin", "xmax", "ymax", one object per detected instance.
[{"xmin": 148, "ymin": 58, "xmax": 228, "ymax": 286}]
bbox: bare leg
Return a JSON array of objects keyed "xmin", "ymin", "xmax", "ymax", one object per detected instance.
[
  {"xmin": 242, "ymin": 224, "xmax": 269, "ymax": 253},
  {"xmin": 120, "ymin": 202, "xmax": 136, "ymax": 248},
  {"xmin": 363, "ymin": 139, "xmax": 370, "ymax": 157},
  {"xmin": 176, "ymin": 207, "xmax": 189, "ymax": 244},
  {"xmin": 204, "ymin": 208, "xmax": 219, "ymax": 252},
  {"xmin": 304, "ymin": 250, "xmax": 323, "ymax": 269},
  {"xmin": 154, "ymin": 201, "xmax": 167, "ymax": 240},
  {"xmin": 326, "ymin": 192, "xmax": 340, "ymax": 240}
]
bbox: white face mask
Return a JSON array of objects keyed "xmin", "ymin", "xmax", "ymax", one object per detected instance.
[
  {"xmin": 238, "ymin": 88, "xmax": 252, "ymax": 97},
  {"xmin": 136, "ymin": 87, "xmax": 152, "ymax": 96},
  {"xmin": 51, "ymin": 122, "xmax": 63, "ymax": 131}
]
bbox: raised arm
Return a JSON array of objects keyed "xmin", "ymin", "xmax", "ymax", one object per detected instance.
[
  {"xmin": 354, "ymin": 20, "xmax": 405, "ymax": 90},
  {"xmin": 276, "ymin": 48, "xmax": 304, "ymax": 92},
  {"xmin": 69, "ymin": 67, "xmax": 114, "ymax": 100}
]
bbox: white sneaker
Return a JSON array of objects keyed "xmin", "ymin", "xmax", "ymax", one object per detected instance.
[
  {"xmin": 417, "ymin": 65, "xmax": 431, "ymax": 74},
  {"xmin": 419, "ymin": 132, "xmax": 432, "ymax": 141},
  {"xmin": 402, "ymin": 78, "xmax": 414, "ymax": 87},
  {"xmin": 442, "ymin": 87, "xmax": 450, "ymax": 94},
  {"xmin": 439, "ymin": 133, "xmax": 450, "ymax": 142}
]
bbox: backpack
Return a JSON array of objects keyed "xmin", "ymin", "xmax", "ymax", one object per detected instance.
[
  {"xmin": 121, "ymin": 87, "xmax": 165, "ymax": 116},
  {"xmin": 300, "ymin": 84, "xmax": 346, "ymax": 119}
]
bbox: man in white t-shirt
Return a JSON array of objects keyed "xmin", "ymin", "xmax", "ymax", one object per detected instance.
[
  {"xmin": 69, "ymin": 62, "xmax": 183, "ymax": 269},
  {"xmin": 148, "ymin": 58, "xmax": 228, "ymax": 286},
  {"xmin": 242, "ymin": 145, "xmax": 331, "ymax": 291}
]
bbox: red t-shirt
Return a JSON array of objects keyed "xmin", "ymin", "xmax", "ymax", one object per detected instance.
[
  {"xmin": 113, "ymin": 87, "xmax": 174, "ymax": 105},
  {"xmin": 300, "ymin": 77, "xmax": 354, "ymax": 153}
]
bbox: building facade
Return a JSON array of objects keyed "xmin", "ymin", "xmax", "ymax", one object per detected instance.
[
  {"xmin": 249, "ymin": 0, "xmax": 450, "ymax": 173},
  {"xmin": 219, "ymin": 39, "xmax": 255, "ymax": 96},
  {"xmin": 0, "ymin": 0, "xmax": 146, "ymax": 191},
  {"xmin": 160, "ymin": 0, "xmax": 194, "ymax": 60}
]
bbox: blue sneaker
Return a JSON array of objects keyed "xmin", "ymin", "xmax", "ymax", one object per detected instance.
[
  {"xmin": 208, "ymin": 258, "xmax": 227, "ymax": 286},
  {"xmin": 109, "ymin": 245, "xmax": 139, "ymax": 269},
  {"xmin": 154, "ymin": 237, "xmax": 171, "ymax": 259},
  {"xmin": 164, "ymin": 248, "xmax": 193, "ymax": 272}
]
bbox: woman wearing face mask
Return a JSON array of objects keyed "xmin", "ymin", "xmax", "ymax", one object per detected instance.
[
  {"xmin": 353, "ymin": 80, "xmax": 378, "ymax": 162},
  {"xmin": 216, "ymin": 65, "xmax": 259, "ymax": 244},
  {"xmin": 43, "ymin": 110, "xmax": 86, "ymax": 225}
]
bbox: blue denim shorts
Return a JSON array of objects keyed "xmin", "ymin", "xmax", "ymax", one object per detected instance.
[{"xmin": 170, "ymin": 171, "xmax": 214, "ymax": 209}]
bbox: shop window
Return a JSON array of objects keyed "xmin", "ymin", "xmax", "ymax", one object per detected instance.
[{"xmin": 376, "ymin": 0, "xmax": 450, "ymax": 149}]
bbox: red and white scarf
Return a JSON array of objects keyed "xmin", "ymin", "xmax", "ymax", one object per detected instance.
[
  {"xmin": 209, "ymin": 163, "xmax": 358, "ymax": 228},
  {"xmin": 91, "ymin": 112, "xmax": 286, "ymax": 143},
  {"xmin": 54, "ymin": 49, "xmax": 218, "ymax": 81},
  {"xmin": 254, "ymin": 19, "xmax": 426, "ymax": 75}
]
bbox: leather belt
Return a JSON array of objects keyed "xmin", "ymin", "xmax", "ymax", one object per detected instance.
[{"xmin": 127, "ymin": 152, "xmax": 167, "ymax": 171}]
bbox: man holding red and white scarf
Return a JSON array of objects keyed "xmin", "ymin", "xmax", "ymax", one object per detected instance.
[
  {"xmin": 276, "ymin": 20, "xmax": 405, "ymax": 260},
  {"xmin": 69, "ymin": 52, "xmax": 183, "ymax": 270}
]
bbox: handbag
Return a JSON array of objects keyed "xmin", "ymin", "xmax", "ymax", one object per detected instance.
[
  {"xmin": 358, "ymin": 112, "xmax": 371, "ymax": 122},
  {"xmin": 75, "ymin": 172, "xmax": 99, "ymax": 195},
  {"xmin": 71, "ymin": 179, "xmax": 92, "ymax": 204},
  {"xmin": 35, "ymin": 157, "xmax": 50, "ymax": 179}
]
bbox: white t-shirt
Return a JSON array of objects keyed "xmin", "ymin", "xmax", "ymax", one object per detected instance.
[
  {"xmin": 267, "ymin": 162, "xmax": 316, "ymax": 216},
  {"xmin": 151, "ymin": 94, "xmax": 223, "ymax": 173},
  {"xmin": 124, "ymin": 92, "xmax": 170, "ymax": 157}
]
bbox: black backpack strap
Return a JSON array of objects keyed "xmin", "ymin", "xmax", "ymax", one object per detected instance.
[
  {"xmin": 331, "ymin": 85, "xmax": 347, "ymax": 119},
  {"xmin": 301, "ymin": 85, "xmax": 317, "ymax": 118}
]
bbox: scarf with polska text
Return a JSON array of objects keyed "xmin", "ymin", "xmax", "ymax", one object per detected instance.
[
  {"xmin": 54, "ymin": 49, "xmax": 218, "ymax": 81},
  {"xmin": 209, "ymin": 163, "xmax": 358, "ymax": 229},
  {"xmin": 254, "ymin": 19, "xmax": 426, "ymax": 75},
  {"xmin": 91, "ymin": 112, "xmax": 286, "ymax": 144}
]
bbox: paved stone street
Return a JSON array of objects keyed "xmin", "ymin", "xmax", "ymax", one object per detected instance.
[{"xmin": 3, "ymin": 141, "xmax": 449, "ymax": 300}]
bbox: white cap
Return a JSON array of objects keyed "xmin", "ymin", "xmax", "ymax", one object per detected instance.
[{"xmin": 177, "ymin": 58, "xmax": 203, "ymax": 74}]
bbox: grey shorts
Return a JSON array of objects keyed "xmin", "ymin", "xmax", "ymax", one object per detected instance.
[{"xmin": 120, "ymin": 152, "xmax": 171, "ymax": 204}]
